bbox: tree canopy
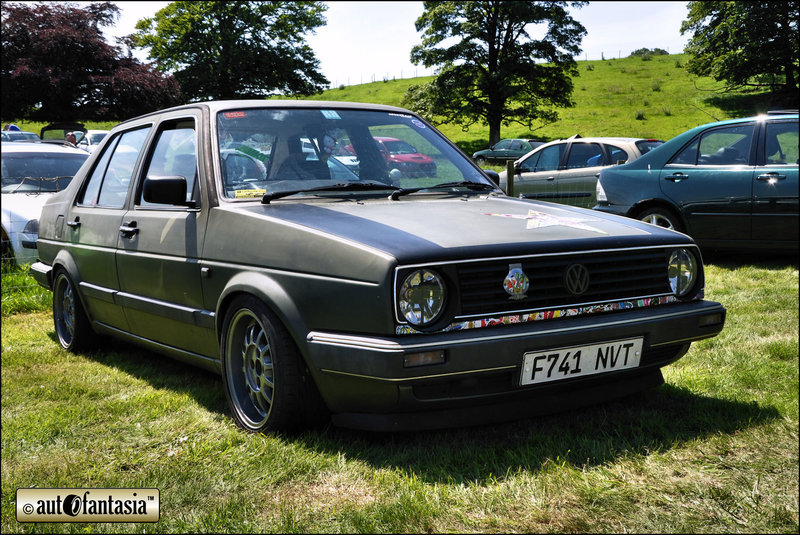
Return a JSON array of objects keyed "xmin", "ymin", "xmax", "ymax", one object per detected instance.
[
  {"xmin": 403, "ymin": 1, "xmax": 587, "ymax": 146},
  {"xmin": 681, "ymin": 1, "xmax": 798, "ymax": 93},
  {"xmin": 132, "ymin": 1, "xmax": 329, "ymax": 101},
  {"xmin": 1, "ymin": 1, "xmax": 180, "ymax": 121}
]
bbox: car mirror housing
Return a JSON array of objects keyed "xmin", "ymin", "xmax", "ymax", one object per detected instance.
[{"xmin": 143, "ymin": 175, "xmax": 192, "ymax": 207}]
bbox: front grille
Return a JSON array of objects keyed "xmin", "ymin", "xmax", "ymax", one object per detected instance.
[{"xmin": 456, "ymin": 248, "xmax": 671, "ymax": 317}]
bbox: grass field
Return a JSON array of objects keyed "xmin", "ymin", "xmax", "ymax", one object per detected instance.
[{"xmin": 2, "ymin": 53, "xmax": 798, "ymax": 533}]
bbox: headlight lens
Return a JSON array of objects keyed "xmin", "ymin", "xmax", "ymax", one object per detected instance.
[
  {"xmin": 668, "ymin": 249, "xmax": 697, "ymax": 297},
  {"xmin": 398, "ymin": 269, "xmax": 446, "ymax": 325}
]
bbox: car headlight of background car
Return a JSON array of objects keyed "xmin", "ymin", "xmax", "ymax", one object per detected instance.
[
  {"xmin": 668, "ymin": 248, "xmax": 698, "ymax": 297},
  {"xmin": 397, "ymin": 268, "xmax": 447, "ymax": 326}
]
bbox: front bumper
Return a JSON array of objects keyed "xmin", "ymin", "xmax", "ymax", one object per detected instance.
[{"xmin": 305, "ymin": 300, "xmax": 725, "ymax": 431}]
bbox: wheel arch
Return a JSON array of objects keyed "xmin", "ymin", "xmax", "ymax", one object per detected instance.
[
  {"xmin": 629, "ymin": 198, "xmax": 687, "ymax": 231},
  {"xmin": 215, "ymin": 272, "xmax": 310, "ymax": 360}
]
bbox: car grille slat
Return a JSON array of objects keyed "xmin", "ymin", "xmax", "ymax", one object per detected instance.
[{"xmin": 455, "ymin": 249, "xmax": 671, "ymax": 317}]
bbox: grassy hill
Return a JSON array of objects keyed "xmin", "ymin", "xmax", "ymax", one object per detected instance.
[{"xmin": 8, "ymin": 54, "xmax": 796, "ymax": 155}]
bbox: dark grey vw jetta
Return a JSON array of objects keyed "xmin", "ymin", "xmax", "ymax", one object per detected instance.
[{"xmin": 31, "ymin": 100, "xmax": 726, "ymax": 432}]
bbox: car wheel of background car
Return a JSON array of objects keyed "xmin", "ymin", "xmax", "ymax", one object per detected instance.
[
  {"xmin": 637, "ymin": 207, "xmax": 684, "ymax": 233},
  {"xmin": 475, "ymin": 156, "xmax": 486, "ymax": 166},
  {"xmin": 1, "ymin": 230, "xmax": 12, "ymax": 266},
  {"xmin": 53, "ymin": 268, "xmax": 95, "ymax": 352},
  {"xmin": 221, "ymin": 295, "xmax": 325, "ymax": 433}
]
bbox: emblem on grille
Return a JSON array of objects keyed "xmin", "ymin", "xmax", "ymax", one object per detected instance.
[
  {"xmin": 503, "ymin": 263, "xmax": 529, "ymax": 300},
  {"xmin": 564, "ymin": 264, "xmax": 590, "ymax": 296}
]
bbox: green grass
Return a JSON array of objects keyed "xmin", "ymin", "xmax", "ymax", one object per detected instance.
[{"xmin": 2, "ymin": 254, "xmax": 798, "ymax": 533}]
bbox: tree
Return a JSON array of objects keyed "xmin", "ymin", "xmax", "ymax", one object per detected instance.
[
  {"xmin": 132, "ymin": 1, "xmax": 329, "ymax": 101},
  {"xmin": 681, "ymin": 1, "xmax": 798, "ymax": 93},
  {"xmin": 1, "ymin": 2, "xmax": 180, "ymax": 121},
  {"xmin": 404, "ymin": 1, "xmax": 587, "ymax": 146}
]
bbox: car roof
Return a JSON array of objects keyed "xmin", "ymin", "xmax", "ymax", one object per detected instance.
[{"xmin": 0, "ymin": 141, "xmax": 89, "ymax": 155}]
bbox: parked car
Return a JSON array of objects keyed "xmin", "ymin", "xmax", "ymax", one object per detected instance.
[
  {"xmin": 1, "ymin": 141, "xmax": 89, "ymax": 264},
  {"xmin": 373, "ymin": 136, "xmax": 436, "ymax": 178},
  {"xmin": 594, "ymin": 112, "xmax": 798, "ymax": 251},
  {"xmin": 473, "ymin": 138, "xmax": 544, "ymax": 165},
  {"xmin": 40, "ymin": 121, "xmax": 87, "ymax": 141},
  {"xmin": 1, "ymin": 130, "xmax": 40, "ymax": 142},
  {"xmin": 498, "ymin": 136, "xmax": 664, "ymax": 209},
  {"xmin": 76, "ymin": 130, "xmax": 110, "ymax": 153},
  {"xmin": 31, "ymin": 100, "xmax": 725, "ymax": 433}
]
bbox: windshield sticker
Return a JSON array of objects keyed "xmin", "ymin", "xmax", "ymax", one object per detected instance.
[
  {"xmin": 321, "ymin": 110, "xmax": 341, "ymax": 120},
  {"xmin": 483, "ymin": 210, "xmax": 608, "ymax": 234},
  {"xmin": 411, "ymin": 119, "xmax": 426, "ymax": 129},
  {"xmin": 224, "ymin": 111, "xmax": 247, "ymax": 119},
  {"xmin": 234, "ymin": 189, "xmax": 265, "ymax": 199}
]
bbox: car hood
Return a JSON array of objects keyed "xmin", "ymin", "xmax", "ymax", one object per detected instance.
[
  {"xmin": 1, "ymin": 192, "xmax": 55, "ymax": 224},
  {"xmin": 241, "ymin": 195, "xmax": 690, "ymax": 263}
]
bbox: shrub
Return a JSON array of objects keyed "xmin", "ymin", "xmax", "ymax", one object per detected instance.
[
  {"xmin": 652, "ymin": 80, "xmax": 662, "ymax": 92},
  {"xmin": 635, "ymin": 110, "xmax": 646, "ymax": 120}
]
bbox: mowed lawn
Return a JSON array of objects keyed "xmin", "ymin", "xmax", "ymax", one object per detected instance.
[{"xmin": 1, "ymin": 252, "xmax": 797, "ymax": 533}]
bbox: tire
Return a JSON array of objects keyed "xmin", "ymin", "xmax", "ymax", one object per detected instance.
[
  {"xmin": 220, "ymin": 295, "xmax": 326, "ymax": 433},
  {"xmin": 475, "ymin": 156, "xmax": 486, "ymax": 166},
  {"xmin": 53, "ymin": 268, "xmax": 94, "ymax": 352},
  {"xmin": 637, "ymin": 207, "xmax": 684, "ymax": 233}
]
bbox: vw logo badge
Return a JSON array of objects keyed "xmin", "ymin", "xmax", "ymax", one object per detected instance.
[
  {"xmin": 564, "ymin": 264, "xmax": 590, "ymax": 296},
  {"xmin": 503, "ymin": 263, "xmax": 529, "ymax": 300}
]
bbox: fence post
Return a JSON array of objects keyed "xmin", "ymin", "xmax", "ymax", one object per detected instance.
[{"xmin": 506, "ymin": 159, "xmax": 515, "ymax": 197}]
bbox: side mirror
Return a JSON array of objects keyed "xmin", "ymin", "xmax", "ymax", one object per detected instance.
[
  {"xmin": 514, "ymin": 161, "xmax": 523, "ymax": 175},
  {"xmin": 483, "ymin": 169, "xmax": 500, "ymax": 187},
  {"xmin": 143, "ymin": 175, "xmax": 194, "ymax": 207}
]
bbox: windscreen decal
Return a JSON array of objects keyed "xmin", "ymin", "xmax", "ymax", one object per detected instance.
[{"xmin": 483, "ymin": 209, "xmax": 608, "ymax": 234}]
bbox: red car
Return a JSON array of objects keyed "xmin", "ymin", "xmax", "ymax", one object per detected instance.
[{"xmin": 373, "ymin": 136, "xmax": 436, "ymax": 178}]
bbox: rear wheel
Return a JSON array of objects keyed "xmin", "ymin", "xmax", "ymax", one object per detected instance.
[
  {"xmin": 53, "ymin": 268, "xmax": 94, "ymax": 351},
  {"xmin": 220, "ymin": 295, "xmax": 326, "ymax": 433},
  {"xmin": 637, "ymin": 207, "xmax": 684, "ymax": 233}
]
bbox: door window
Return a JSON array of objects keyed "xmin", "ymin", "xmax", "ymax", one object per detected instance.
[
  {"xmin": 764, "ymin": 121, "xmax": 799, "ymax": 165},
  {"xmin": 603, "ymin": 144, "xmax": 630, "ymax": 164},
  {"xmin": 78, "ymin": 127, "xmax": 151, "ymax": 208},
  {"xmin": 566, "ymin": 143, "xmax": 604, "ymax": 169},
  {"xmin": 671, "ymin": 124, "xmax": 754, "ymax": 166},
  {"xmin": 139, "ymin": 120, "xmax": 198, "ymax": 207},
  {"xmin": 532, "ymin": 144, "xmax": 564, "ymax": 172}
]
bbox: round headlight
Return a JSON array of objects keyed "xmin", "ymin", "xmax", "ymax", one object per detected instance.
[
  {"xmin": 668, "ymin": 249, "xmax": 697, "ymax": 297},
  {"xmin": 398, "ymin": 269, "xmax": 446, "ymax": 325}
]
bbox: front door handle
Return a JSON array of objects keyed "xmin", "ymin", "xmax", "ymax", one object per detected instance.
[
  {"xmin": 665, "ymin": 173, "xmax": 689, "ymax": 182},
  {"xmin": 66, "ymin": 217, "xmax": 81, "ymax": 228},
  {"xmin": 119, "ymin": 221, "xmax": 139, "ymax": 238},
  {"xmin": 757, "ymin": 172, "xmax": 786, "ymax": 182}
]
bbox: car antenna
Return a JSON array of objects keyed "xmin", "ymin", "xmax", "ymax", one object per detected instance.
[{"xmin": 688, "ymin": 101, "xmax": 719, "ymax": 122}]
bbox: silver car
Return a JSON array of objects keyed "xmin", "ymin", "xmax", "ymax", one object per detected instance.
[{"xmin": 499, "ymin": 136, "xmax": 663, "ymax": 208}]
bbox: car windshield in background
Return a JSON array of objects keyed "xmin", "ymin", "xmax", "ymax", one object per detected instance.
[
  {"xmin": 635, "ymin": 139, "xmax": 664, "ymax": 154},
  {"xmin": 1, "ymin": 153, "xmax": 87, "ymax": 193},
  {"xmin": 216, "ymin": 108, "xmax": 489, "ymax": 200}
]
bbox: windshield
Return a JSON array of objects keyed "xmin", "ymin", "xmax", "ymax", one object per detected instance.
[
  {"xmin": 1, "ymin": 152, "xmax": 88, "ymax": 193},
  {"xmin": 215, "ymin": 107, "xmax": 490, "ymax": 200}
]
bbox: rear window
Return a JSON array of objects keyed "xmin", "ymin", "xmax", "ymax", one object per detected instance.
[
  {"xmin": 635, "ymin": 140, "xmax": 664, "ymax": 154},
  {"xmin": 1, "ymin": 151, "xmax": 88, "ymax": 192}
]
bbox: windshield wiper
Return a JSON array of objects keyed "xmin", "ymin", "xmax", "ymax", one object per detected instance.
[
  {"xmin": 389, "ymin": 181, "xmax": 497, "ymax": 200},
  {"xmin": 261, "ymin": 181, "xmax": 400, "ymax": 204}
]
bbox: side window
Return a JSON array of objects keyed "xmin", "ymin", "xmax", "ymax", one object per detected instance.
[
  {"xmin": 673, "ymin": 124, "xmax": 754, "ymax": 166},
  {"xmin": 518, "ymin": 150, "xmax": 541, "ymax": 173},
  {"xmin": 493, "ymin": 140, "xmax": 511, "ymax": 150},
  {"xmin": 765, "ymin": 121, "xmax": 799, "ymax": 165},
  {"xmin": 509, "ymin": 140, "xmax": 522, "ymax": 150},
  {"xmin": 566, "ymin": 143, "xmax": 604, "ymax": 169},
  {"xmin": 534, "ymin": 144, "xmax": 564, "ymax": 172},
  {"xmin": 139, "ymin": 120, "xmax": 198, "ymax": 207},
  {"xmin": 78, "ymin": 127, "xmax": 151, "ymax": 207},
  {"xmin": 604, "ymin": 144, "xmax": 630, "ymax": 164}
]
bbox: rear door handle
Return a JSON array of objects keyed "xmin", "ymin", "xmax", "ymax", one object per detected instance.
[
  {"xmin": 119, "ymin": 221, "xmax": 139, "ymax": 238},
  {"xmin": 665, "ymin": 173, "xmax": 689, "ymax": 182},
  {"xmin": 757, "ymin": 172, "xmax": 786, "ymax": 182}
]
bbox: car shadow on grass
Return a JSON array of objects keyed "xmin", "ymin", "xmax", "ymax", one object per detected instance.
[{"xmin": 51, "ymin": 324, "xmax": 783, "ymax": 486}]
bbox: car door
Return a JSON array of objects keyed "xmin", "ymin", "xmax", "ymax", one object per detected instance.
[
  {"xmin": 64, "ymin": 126, "xmax": 152, "ymax": 331},
  {"xmin": 514, "ymin": 143, "xmax": 564, "ymax": 200},
  {"xmin": 752, "ymin": 118, "xmax": 799, "ymax": 243},
  {"xmin": 659, "ymin": 122, "xmax": 755, "ymax": 242},
  {"xmin": 555, "ymin": 142, "xmax": 608, "ymax": 208},
  {"xmin": 489, "ymin": 139, "xmax": 513, "ymax": 162},
  {"xmin": 114, "ymin": 114, "xmax": 217, "ymax": 358}
]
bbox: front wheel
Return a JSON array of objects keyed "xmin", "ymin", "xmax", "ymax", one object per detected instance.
[
  {"xmin": 53, "ymin": 268, "xmax": 94, "ymax": 351},
  {"xmin": 220, "ymin": 295, "xmax": 326, "ymax": 433},
  {"xmin": 475, "ymin": 156, "xmax": 486, "ymax": 166},
  {"xmin": 637, "ymin": 207, "xmax": 684, "ymax": 233}
]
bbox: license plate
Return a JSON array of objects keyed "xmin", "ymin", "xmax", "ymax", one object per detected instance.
[{"xmin": 520, "ymin": 337, "xmax": 643, "ymax": 386}]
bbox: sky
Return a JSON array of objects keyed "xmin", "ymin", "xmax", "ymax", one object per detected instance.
[{"xmin": 100, "ymin": 1, "xmax": 692, "ymax": 88}]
